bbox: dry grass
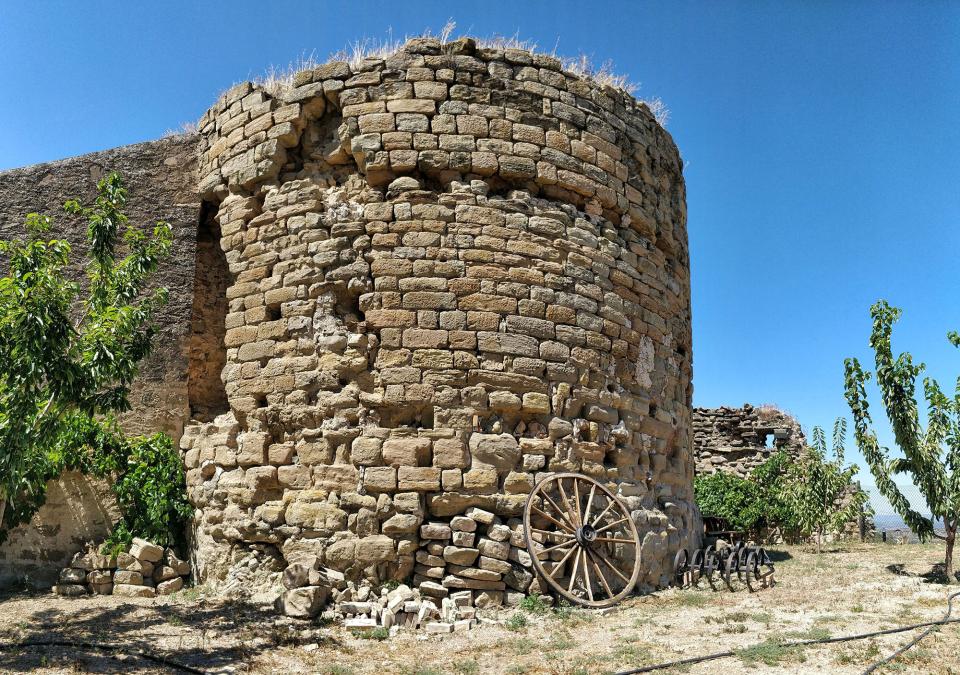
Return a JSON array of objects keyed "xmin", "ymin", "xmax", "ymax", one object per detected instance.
[
  {"xmin": 248, "ymin": 21, "xmax": 669, "ymax": 126},
  {"xmin": 2, "ymin": 542, "xmax": 958, "ymax": 674}
]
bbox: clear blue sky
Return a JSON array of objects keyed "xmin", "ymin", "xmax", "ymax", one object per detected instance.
[{"xmin": 1, "ymin": 2, "xmax": 958, "ymax": 509}]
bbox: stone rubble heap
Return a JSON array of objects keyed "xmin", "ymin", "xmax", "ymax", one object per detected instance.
[
  {"xmin": 51, "ymin": 537, "xmax": 191, "ymax": 598},
  {"xmin": 276, "ymin": 506, "xmax": 543, "ymax": 631}
]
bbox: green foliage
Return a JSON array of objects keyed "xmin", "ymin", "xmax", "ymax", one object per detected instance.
[
  {"xmin": 0, "ymin": 172, "xmax": 186, "ymax": 547},
  {"xmin": 694, "ymin": 451, "xmax": 796, "ymax": 535},
  {"xmin": 505, "ymin": 612, "xmax": 528, "ymax": 631},
  {"xmin": 783, "ymin": 419, "xmax": 870, "ymax": 552},
  {"xmin": 695, "ymin": 470, "xmax": 767, "ymax": 533},
  {"xmin": 844, "ymin": 300, "xmax": 960, "ymax": 580},
  {"xmin": 518, "ymin": 593, "xmax": 550, "ymax": 615}
]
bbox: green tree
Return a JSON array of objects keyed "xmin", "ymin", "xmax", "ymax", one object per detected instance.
[
  {"xmin": 844, "ymin": 300, "xmax": 960, "ymax": 581},
  {"xmin": 694, "ymin": 450, "xmax": 797, "ymax": 537},
  {"xmin": 0, "ymin": 172, "xmax": 172, "ymax": 538},
  {"xmin": 784, "ymin": 419, "xmax": 869, "ymax": 553}
]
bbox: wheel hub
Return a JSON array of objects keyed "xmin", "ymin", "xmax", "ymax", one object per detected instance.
[{"xmin": 576, "ymin": 523, "xmax": 597, "ymax": 547}]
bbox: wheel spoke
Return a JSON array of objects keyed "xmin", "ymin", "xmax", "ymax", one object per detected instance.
[
  {"xmin": 540, "ymin": 539, "xmax": 577, "ymax": 555},
  {"xmin": 590, "ymin": 498, "xmax": 617, "ymax": 528},
  {"xmin": 547, "ymin": 544, "xmax": 579, "ymax": 578},
  {"xmin": 582, "ymin": 482, "xmax": 597, "ymax": 525},
  {"xmin": 540, "ymin": 491, "xmax": 578, "ymax": 531},
  {"xmin": 567, "ymin": 544, "xmax": 583, "ymax": 592},
  {"xmin": 586, "ymin": 548, "xmax": 614, "ymax": 598},
  {"xmin": 530, "ymin": 527, "xmax": 574, "ymax": 540},
  {"xmin": 531, "ymin": 505, "xmax": 574, "ymax": 534},
  {"xmin": 594, "ymin": 536, "xmax": 636, "ymax": 545},
  {"xmin": 582, "ymin": 549, "xmax": 594, "ymax": 602},
  {"xmin": 594, "ymin": 517, "xmax": 630, "ymax": 535},
  {"xmin": 573, "ymin": 477, "xmax": 583, "ymax": 528},
  {"xmin": 557, "ymin": 479, "xmax": 581, "ymax": 529},
  {"xmin": 590, "ymin": 547, "xmax": 631, "ymax": 584}
]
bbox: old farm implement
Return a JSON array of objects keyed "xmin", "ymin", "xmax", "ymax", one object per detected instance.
[{"xmin": 672, "ymin": 540, "xmax": 776, "ymax": 591}]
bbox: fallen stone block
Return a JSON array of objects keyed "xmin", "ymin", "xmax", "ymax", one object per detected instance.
[
  {"xmin": 274, "ymin": 586, "xmax": 329, "ymax": 619},
  {"xmin": 425, "ymin": 621, "xmax": 454, "ymax": 634},
  {"xmin": 157, "ymin": 577, "xmax": 184, "ymax": 595},
  {"xmin": 52, "ymin": 584, "xmax": 87, "ymax": 597},
  {"xmin": 418, "ymin": 581, "xmax": 447, "ymax": 599},
  {"xmin": 129, "ymin": 538, "xmax": 164, "ymax": 563},
  {"xmin": 344, "ymin": 617, "xmax": 377, "ymax": 630},
  {"xmin": 113, "ymin": 584, "xmax": 156, "ymax": 598}
]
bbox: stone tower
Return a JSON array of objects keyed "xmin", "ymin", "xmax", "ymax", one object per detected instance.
[{"xmin": 184, "ymin": 37, "xmax": 697, "ymax": 591}]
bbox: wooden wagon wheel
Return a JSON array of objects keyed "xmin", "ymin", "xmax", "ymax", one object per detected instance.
[{"xmin": 523, "ymin": 472, "xmax": 642, "ymax": 608}]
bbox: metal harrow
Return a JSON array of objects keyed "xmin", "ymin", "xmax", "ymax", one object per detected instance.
[{"xmin": 671, "ymin": 541, "xmax": 775, "ymax": 592}]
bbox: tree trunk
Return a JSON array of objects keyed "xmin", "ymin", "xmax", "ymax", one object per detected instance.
[
  {"xmin": 946, "ymin": 525, "xmax": 956, "ymax": 583},
  {"xmin": 0, "ymin": 498, "xmax": 5, "ymax": 531},
  {"xmin": 817, "ymin": 528, "xmax": 822, "ymax": 554}
]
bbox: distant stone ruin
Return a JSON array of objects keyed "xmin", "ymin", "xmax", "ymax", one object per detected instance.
[
  {"xmin": 692, "ymin": 404, "xmax": 806, "ymax": 477},
  {"xmin": 0, "ymin": 36, "xmax": 698, "ymax": 597}
]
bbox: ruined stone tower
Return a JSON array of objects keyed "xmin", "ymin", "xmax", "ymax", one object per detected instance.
[{"xmin": 0, "ymin": 37, "xmax": 696, "ymax": 592}]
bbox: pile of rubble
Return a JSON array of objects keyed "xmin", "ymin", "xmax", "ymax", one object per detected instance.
[
  {"xmin": 52, "ymin": 537, "xmax": 191, "ymax": 598},
  {"xmin": 276, "ymin": 506, "xmax": 548, "ymax": 633}
]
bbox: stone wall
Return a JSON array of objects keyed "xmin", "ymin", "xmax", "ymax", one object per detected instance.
[
  {"xmin": 184, "ymin": 37, "xmax": 697, "ymax": 593},
  {"xmin": 692, "ymin": 404, "xmax": 806, "ymax": 477},
  {"xmin": 0, "ymin": 136, "xmax": 199, "ymax": 587}
]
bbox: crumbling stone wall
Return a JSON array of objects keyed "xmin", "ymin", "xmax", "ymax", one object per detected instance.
[
  {"xmin": 692, "ymin": 404, "xmax": 806, "ymax": 477},
  {"xmin": 184, "ymin": 37, "xmax": 696, "ymax": 592},
  {"xmin": 0, "ymin": 137, "xmax": 199, "ymax": 587}
]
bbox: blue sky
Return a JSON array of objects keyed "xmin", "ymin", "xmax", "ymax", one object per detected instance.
[{"xmin": 1, "ymin": 2, "xmax": 958, "ymax": 511}]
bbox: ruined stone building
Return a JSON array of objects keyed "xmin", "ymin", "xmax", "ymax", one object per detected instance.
[
  {"xmin": 0, "ymin": 38, "xmax": 698, "ymax": 592},
  {"xmin": 692, "ymin": 404, "xmax": 806, "ymax": 477}
]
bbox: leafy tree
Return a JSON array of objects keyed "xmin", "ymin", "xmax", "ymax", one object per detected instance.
[
  {"xmin": 844, "ymin": 300, "xmax": 960, "ymax": 581},
  {"xmin": 0, "ymin": 172, "xmax": 174, "ymax": 541},
  {"xmin": 694, "ymin": 451, "xmax": 797, "ymax": 537},
  {"xmin": 783, "ymin": 419, "xmax": 869, "ymax": 553}
]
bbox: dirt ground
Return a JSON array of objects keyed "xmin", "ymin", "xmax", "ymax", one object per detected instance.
[{"xmin": 1, "ymin": 542, "xmax": 958, "ymax": 674}]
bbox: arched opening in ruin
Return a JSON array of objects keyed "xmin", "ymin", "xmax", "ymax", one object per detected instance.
[{"xmin": 186, "ymin": 201, "xmax": 230, "ymax": 422}]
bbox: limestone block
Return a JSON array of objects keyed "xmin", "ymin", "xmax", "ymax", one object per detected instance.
[
  {"xmin": 130, "ymin": 538, "xmax": 164, "ymax": 563},
  {"xmin": 398, "ymin": 466, "xmax": 441, "ymax": 491},
  {"xmin": 157, "ymin": 577, "xmax": 185, "ymax": 595},
  {"xmin": 433, "ymin": 438, "xmax": 470, "ymax": 469},
  {"xmin": 469, "ymin": 434, "xmax": 520, "ymax": 473},
  {"xmin": 284, "ymin": 502, "xmax": 348, "ymax": 532},
  {"xmin": 363, "ymin": 467, "xmax": 397, "ymax": 492},
  {"xmin": 275, "ymin": 586, "xmax": 329, "ymax": 618},
  {"xmin": 351, "ymin": 437, "xmax": 383, "ymax": 466},
  {"xmin": 113, "ymin": 584, "xmax": 156, "ymax": 598},
  {"xmin": 420, "ymin": 522, "xmax": 452, "ymax": 540},
  {"xmin": 382, "ymin": 438, "xmax": 432, "ymax": 467},
  {"xmin": 355, "ymin": 535, "xmax": 395, "ymax": 564},
  {"xmin": 382, "ymin": 513, "xmax": 421, "ymax": 535},
  {"xmin": 443, "ymin": 546, "xmax": 479, "ymax": 566},
  {"xmin": 52, "ymin": 584, "xmax": 87, "ymax": 597},
  {"xmin": 114, "ymin": 570, "xmax": 143, "ymax": 585}
]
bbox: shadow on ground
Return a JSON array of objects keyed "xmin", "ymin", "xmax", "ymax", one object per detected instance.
[
  {"xmin": 0, "ymin": 591, "xmax": 337, "ymax": 673},
  {"xmin": 885, "ymin": 562, "xmax": 960, "ymax": 584}
]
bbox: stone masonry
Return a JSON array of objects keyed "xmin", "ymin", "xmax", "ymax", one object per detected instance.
[
  {"xmin": 692, "ymin": 404, "xmax": 806, "ymax": 477},
  {"xmin": 0, "ymin": 37, "xmax": 697, "ymax": 595},
  {"xmin": 185, "ymin": 37, "xmax": 696, "ymax": 594}
]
